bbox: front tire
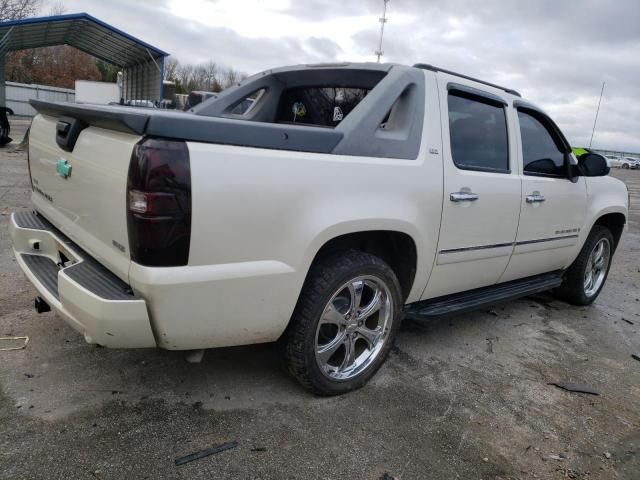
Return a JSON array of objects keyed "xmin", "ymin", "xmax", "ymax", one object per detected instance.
[
  {"xmin": 281, "ymin": 251, "xmax": 403, "ymax": 395},
  {"xmin": 553, "ymin": 225, "xmax": 614, "ymax": 305}
]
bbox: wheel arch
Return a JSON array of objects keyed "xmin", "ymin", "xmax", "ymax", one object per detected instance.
[
  {"xmin": 592, "ymin": 211, "xmax": 626, "ymax": 251},
  {"xmin": 304, "ymin": 229, "xmax": 420, "ymax": 303}
]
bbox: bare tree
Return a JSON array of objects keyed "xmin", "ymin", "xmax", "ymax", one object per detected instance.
[
  {"xmin": 163, "ymin": 57, "xmax": 179, "ymax": 81},
  {"xmin": 192, "ymin": 64, "xmax": 208, "ymax": 90},
  {"xmin": 204, "ymin": 60, "xmax": 217, "ymax": 91},
  {"xmin": 177, "ymin": 64, "xmax": 194, "ymax": 90},
  {"xmin": 48, "ymin": 1, "xmax": 65, "ymax": 15},
  {"xmin": 221, "ymin": 68, "xmax": 240, "ymax": 89},
  {"xmin": 0, "ymin": 0, "xmax": 41, "ymax": 21}
]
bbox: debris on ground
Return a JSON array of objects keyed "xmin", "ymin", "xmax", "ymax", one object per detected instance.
[
  {"xmin": 622, "ymin": 318, "xmax": 634, "ymax": 325},
  {"xmin": 380, "ymin": 473, "xmax": 395, "ymax": 480},
  {"xmin": 548, "ymin": 454, "xmax": 565, "ymax": 461},
  {"xmin": 0, "ymin": 336, "xmax": 29, "ymax": 351},
  {"xmin": 554, "ymin": 467, "xmax": 584, "ymax": 479},
  {"xmin": 174, "ymin": 441, "xmax": 238, "ymax": 466},
  {"xmin": 486, "ymin": 336, "xmax": 498, "ymax": 354},
  {"xmin": 632, "ymin": 354, "xmax": 640, "ymax": 362},
  {"xmin": 250, "ymin": 447, "xmax": 267, "ymax": 452},
  {"xmin": 604, "ymin": 452, "xmax": 612, "ymax": 459},
  {"xmin": 549, "ymin": 383, "xmax": 600, "ymax": 395}
]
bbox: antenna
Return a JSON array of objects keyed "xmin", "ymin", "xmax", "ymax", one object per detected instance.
[
  {"xmin": 375, "ymin": 0, "xmax": 390, "ymax": 63},
  {"xmin": 589, "ymin": 81, "xmax": 605, "ymax": 149}
]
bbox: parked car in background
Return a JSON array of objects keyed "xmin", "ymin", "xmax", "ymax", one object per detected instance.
[
  {"xmin": 11, "ymin": 62, "xmax": 629, "ymax": 395},
  {"xmin": 184, "ymin": 90, "xmax": 217, "ymax": 110},
  {"xmin": 620, "ymin": 156, "xmax": 640, "ymax": 169},
  {"xmin": 604, "ymin": 155, "xmax": 621, "ymax": 168},
  {"xmin": 126, "ymin": 99, "xmax": 157, "ymax": 109}
]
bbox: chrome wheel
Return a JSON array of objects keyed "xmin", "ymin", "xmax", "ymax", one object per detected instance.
[
  {"xmin": 315, "ymin": 275, "xmax": 393, "ymax": 381},
  {"xmin": 583, "ymin": 238, "xmax": 610, "ymax": 297}
]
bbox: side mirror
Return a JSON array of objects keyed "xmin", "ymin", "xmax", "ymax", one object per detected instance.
[{"xmin": 578, "ymin": 152, "xmax": 609, "ymax": 177}]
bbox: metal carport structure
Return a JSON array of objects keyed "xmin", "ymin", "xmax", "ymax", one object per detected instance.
[{"xmin": 0, "ymin": 12, "xmax": 169, "ymax": 110}]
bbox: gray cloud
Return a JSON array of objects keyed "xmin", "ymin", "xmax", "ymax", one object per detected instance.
[
  {"xmin": 353, "ymin": 0, "xmax": 640, "ymax": 151},
  {"xmin": 52, "ymin": 0, "xmax": 640, "ymax": 151}
]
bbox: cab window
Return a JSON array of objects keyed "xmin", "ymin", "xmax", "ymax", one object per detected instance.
[
  {"xmin": 518, "ymin": 110, "xmax": 567, "ymax": 177},
  {"xmin": 448, "ymin": 91, "xmax": 509, "ymax": 173},
  {"xmin": 276, "ymin": 87, "xmax": 370, "ymax": 127}
]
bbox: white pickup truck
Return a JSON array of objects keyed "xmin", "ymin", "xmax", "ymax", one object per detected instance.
[{"xmin": 10, "ymin": 62, "xmax": 629, "ymax": 395}]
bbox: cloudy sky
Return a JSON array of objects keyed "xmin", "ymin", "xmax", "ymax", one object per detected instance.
[{"xmin": 49, "ymin": 0, "xmax": 640, "ymax": 152}]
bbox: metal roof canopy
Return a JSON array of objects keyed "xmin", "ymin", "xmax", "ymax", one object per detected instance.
[
  {"xmin": 0, "ymin": 13, "xmax": 169, "ymax": 107},
  {"xmin": 0, "ymin": 12, "xmax": 167, "ymax": 67}
]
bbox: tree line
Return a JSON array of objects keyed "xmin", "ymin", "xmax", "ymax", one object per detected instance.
[{"xmin": 163, "ymin": 58, "xmax": 247, "ymax": 94}]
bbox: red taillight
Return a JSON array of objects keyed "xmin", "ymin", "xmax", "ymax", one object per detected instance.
[{"xmin": 127, "ymin": 138, "xmax": 191, "ymax": 266}]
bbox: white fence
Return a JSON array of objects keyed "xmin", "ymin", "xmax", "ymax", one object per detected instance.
[{"xmin": 6, "ymin": 81, "xmax": 75, "ymax": 116}]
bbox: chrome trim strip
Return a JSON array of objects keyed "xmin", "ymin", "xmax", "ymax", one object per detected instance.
[
  {"xmin": 439, "ymin": 235, "xmax": 580, "ymax": 254},
  {"xmin": 439, "ymin": 242, "xmax": 514, "ymax": 254},
  {"xmin": 516, "ymin": 234, "xmax": 579, "ymax": 246}
]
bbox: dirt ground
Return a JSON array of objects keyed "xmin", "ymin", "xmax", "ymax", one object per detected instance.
[{"xmin": 1, "ymin": 119, "xmax": 639, "ymax": 479}]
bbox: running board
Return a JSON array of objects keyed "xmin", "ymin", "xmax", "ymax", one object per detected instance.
[{"xmin": 404, "ymin": 271, "xmax": 563, "ymax": 320}]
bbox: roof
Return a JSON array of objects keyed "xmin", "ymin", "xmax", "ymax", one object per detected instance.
[{"xmin": 0, "ymin": 13, "xmax": 168, "ymax": 67}]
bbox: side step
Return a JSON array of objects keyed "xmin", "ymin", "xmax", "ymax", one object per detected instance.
[{"xmin": 404, "ymin": 271, "xmax": 563, "ymax": 320}]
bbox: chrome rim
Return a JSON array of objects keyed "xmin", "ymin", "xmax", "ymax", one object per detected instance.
[
  {"xmin": 315, "ymin": 275, "xmax": 393, "ymax": 381},
  {"xmin": 584, "ymin": 238, "xmax": 610, "ymax": 297}
]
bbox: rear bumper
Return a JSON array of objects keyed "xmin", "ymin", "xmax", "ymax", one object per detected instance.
[{"xmin": 9, "ymin": 211, "xmax": 156, "ymax": 348}]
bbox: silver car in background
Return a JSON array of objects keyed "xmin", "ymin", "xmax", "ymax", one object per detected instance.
[{"xmin": 621, "ymin": 157, "xmax": 640, "ymax": 169}]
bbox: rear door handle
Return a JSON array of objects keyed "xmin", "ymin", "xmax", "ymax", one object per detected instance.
[
  {"xmin": 450, "ymin": 192, "xmax": 479, "ymax": 202},
  {"xmin": 526, "ymin": 194, "xmax": 546, "ymax": 203}
]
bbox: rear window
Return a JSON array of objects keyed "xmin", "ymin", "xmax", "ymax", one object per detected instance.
[{"xmin": 276, "ymin": 87, "xmax": 370, "ymax": 127}]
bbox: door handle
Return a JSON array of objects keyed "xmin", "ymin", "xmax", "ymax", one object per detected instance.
[
  {"xmin": 526, "ymin": 194, "xmax": 546, "ymax": 203},
  {"xmin": 450, "ymin": 192, "xmax": 479, "ymax": 202}
]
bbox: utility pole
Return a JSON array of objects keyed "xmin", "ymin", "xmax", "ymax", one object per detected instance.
[
  {"xmin": 589, "ymin": 81, "xmax": 605, "ymax": 148},
  {"xmin": 375, "ymin": 0, "xmax": 390, "ymax": 63}
]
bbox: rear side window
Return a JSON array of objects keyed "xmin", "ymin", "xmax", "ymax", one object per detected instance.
[
  {"xmin": 276, "ymin": 87, "xmax": 369, "ymax": 127},
  {"xmin": 518, "ymin": 110, "xmax": 567, "ymax": 177},
  {"xmin": 448, "ymin": 92, "xmax": 509, "ymax": 172}
]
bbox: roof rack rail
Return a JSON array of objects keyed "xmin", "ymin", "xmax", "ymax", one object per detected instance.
[{"xmin": 413, "ymin": 63, "xmax": 522, "ymax": 98}]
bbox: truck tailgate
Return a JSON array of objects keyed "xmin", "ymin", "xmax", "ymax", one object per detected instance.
[{"xmin": 28, "ymin": 113, "xmax": 141, "ymax": 282}]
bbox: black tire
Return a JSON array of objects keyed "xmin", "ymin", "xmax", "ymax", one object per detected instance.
[
  {"xmin": 553, "ymin": 225, "xmax": 614, "ymax": 306},
  {"xmin": 281, "ymin": 250, "xmax": 403, "ymax": 395},
  {"xmin": 622, "ymin": 163, "xmax": 629, "ymax": 169}
]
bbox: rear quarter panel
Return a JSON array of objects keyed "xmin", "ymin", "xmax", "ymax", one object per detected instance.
[
  {"xmin": 138, "ymin": 81, "xmax": 444, "ymax": 350},
  {"xmin": 152, "ymin": 143, "xmax": 444, "ymax": 348}
]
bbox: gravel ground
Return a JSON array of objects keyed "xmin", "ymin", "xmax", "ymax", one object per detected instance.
[{"xmin": 1, "ymin": 121, "xmax": 639, "ymax": 479}]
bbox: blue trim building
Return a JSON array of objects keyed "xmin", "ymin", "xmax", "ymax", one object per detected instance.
[{"xmin": 0, "ymin": 12, "xmax": 170, "ymax": 107}]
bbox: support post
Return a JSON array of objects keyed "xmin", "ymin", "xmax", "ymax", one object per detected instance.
[
  {"xmin": 0, "ymin": 53, "xmax": 12, "ymax": 146},
  {"xmin": 0, "ymin": 53, "xmax": 6, "ymax": 108}
]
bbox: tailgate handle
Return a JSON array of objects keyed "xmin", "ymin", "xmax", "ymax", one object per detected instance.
[
  {"xmin": 56, "ymin": 120, "xmax": 70, "ymax": 136},
  {"xmin": 56, "ymin": 116, "xmax": 87, "ymax": 152}
]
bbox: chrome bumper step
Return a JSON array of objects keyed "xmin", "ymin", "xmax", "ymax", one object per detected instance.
[
  {"xmin": 21, "ymin": 254, "xmax": 60, "ymax": 299},
  {"xmin": 14, "ymin": 211, "xmax": 136, "ymax": 301}
]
